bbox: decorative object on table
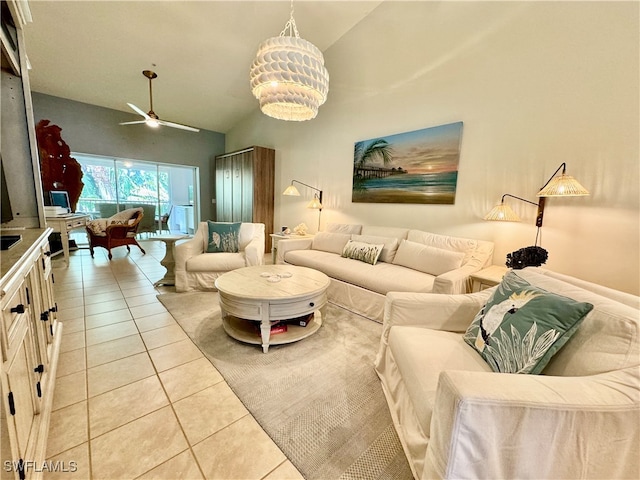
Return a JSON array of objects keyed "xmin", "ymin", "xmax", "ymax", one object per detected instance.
[
  {"xmin": 119, "ymin": 70, "xmax": 200, "ymax": 132},
  {"xmin": 484, "ymin": 162, "xmax": 590, "ymax": 264},
  {"xmin": 506, "ymin": 245, "xmax": 548, "ymax": 269},
  {"xmin": 250, "ymin": 0, "xmax": 329, "ymax": 121},
  {"xmin": 352, "ymin": 121, "xmax": 463, "ymax": 205},
  {"xmin": 281, "ymin": 226, "xmax": 291, "ymax": 235},
  {"xmin": 36, "ymin": 119, "xmax": 84, "ymax": 212},
  {"xmin": 283, "ymin": 180, "xmax": 323, "ymax": 231},
  {"xmin": 293, "ymin": 222, "xmax": 308, "ymax": 235}
]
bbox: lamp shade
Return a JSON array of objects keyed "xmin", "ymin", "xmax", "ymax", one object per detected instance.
[
  {"xmin": 537, "ymin": 174, "xmax": 589, "ymax": 197},
  {"xmin": 250, "ymin": 36, "xmax": 329, "ymax": 121},
  {"xmin": 484, "ymin": 203, "xmax": 522, "ymax": 222},
  {"xmin": 282, "ymin": 184, "xmax": 301, "ymax": 196},
  {"xmin": 307, "ymin": 194, "xmax": 322, "ymax": 210}
]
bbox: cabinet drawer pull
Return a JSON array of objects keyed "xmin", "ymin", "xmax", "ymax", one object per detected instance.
[
  {"xmin": 44, "ymin": 251, "xmax": 52, "ymax": 257},
  {"xmin": 309, "ymin": 302, "xmax": 315, "ymax": 307},
  {"xmin": 10, "ymin": 304, "xmax": 25, "ymax": 314}
]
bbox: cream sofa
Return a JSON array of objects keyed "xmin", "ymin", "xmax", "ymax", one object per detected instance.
[
  {"xmin": 174, "ymin": 222, "xmax": 265, "ymax": 292},
  {"xmin": 277, "ymin": 223, "xmax": 494, "ymax": 322},
  {"xmin": 375, "ymin": 267, "xmax": 640, "ymax": 479}
]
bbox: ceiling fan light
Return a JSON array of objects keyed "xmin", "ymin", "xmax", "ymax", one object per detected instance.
[{"xmin": 145, "ymin": 118, "xmax": 159, "ymax": 128}]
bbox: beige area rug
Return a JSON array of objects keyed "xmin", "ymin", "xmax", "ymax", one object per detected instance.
[{"xmin": 157, "ymin": 291, "xmax": 412, "ymax": 480}]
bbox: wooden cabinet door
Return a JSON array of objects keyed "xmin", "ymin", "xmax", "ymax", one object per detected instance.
[
  {"xmin": 216, "ymin": 156, "xmax": 234, "ymax": 221},
  {"xmin": 237, "ymin": 152, "xmax": 254, "ymax": 223},
  {"xmin": 1, "ymin": 318, "xmax": 38, "ymax": 475}
]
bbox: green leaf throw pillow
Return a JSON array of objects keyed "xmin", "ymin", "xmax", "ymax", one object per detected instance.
[
  {"xmin": 463, "ymin": 271, "xmax": 593, "ymax": 374},
  {"xmin": 341, "ymin": 240, "xmax": 384, "ymax": 265},
  {"xmin": 206, "ymin": 221, "xmax": 241, "ymax": 253}
]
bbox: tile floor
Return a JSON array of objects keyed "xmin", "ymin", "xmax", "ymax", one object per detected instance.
[{"xmin": 47, "ymin": 239, "xmax": 304, "ymax": 479}]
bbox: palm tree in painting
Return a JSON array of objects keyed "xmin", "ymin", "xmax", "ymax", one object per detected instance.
[
  {"xmin": 354, "ymin": 139, "xmax": 393, "ymax": 168},
  {"xmin": 353, "ymin": 138, "xmax": 394, "ymax": 192}
]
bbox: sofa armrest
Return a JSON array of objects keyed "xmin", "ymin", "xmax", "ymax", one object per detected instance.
[
  {"xmin": 174, "ymin": 234, "xmax": 204, "ymax": 272},
  {"xmin": 383, "ymin": 290, "xmax": 491, "ymax": 333},
  {"xmin": 375, "ymin": 290, "xmax": 491, "ymax": 367},
  {"xmin": 428, "ymin": 367, "xmax": 640, "ymax": 479},
  {"xmin": 432, "ymin": 265, "xmax": 478, "ymax": 294},
  {"xmin": 244, "ymin": 236, "xmax": 264, "ymax": 266},
  {"xmin": 277, "ymin": 237, "xmax": 313, "ymax": 264}
]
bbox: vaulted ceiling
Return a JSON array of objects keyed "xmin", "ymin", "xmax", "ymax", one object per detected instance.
[{"xmin": 23, "ymin": 1, "xmax": 383, "ymax": 133}]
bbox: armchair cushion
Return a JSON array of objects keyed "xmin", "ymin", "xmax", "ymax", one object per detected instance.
[
  {"xmin": 86, "ymin": 207, "xmax": 141, "ymax": 237},
  {"xmin": 206, "ymin": 221, "xmax": 241, "ymax": 253},
  {"xmin": 463, "ymin": 271, "xmax": 594, "ymax": 374}
]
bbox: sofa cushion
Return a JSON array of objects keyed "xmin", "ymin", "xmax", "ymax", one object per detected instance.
[
  {"xmin": 407, "ymin": 230, "xmax": 477, "ymax": 265},
  {"xmin": 284, "ymin": 249, "xmax": 436, "ymax": 295},
  {"xmin": 393, "ymin": 240, "xmax": 465, "ymax": 276},
  {"xmin": 463, "ymin": 271, "xmax": 594, "ymax": 374},
  {"xmin": 206, "ymin": 221, "xmax": 241, "ymax": 253},
  {"xmin": 352, "ymin": 234, "xmax": 400, "ymax": 263},
  {"xmin": 389, "ymin": 326, "xmax": 492, "ymax": 437},
  {"xmin": 342, "ymin": 240, "xmax": 384, "ymax": 265},
  {"xmin": 312, "ymin": 232, "xmax": 351, "ymax": 254},
  {"xmin": 360, "ymin": 226, "xmax": 409, "ymax": 241},
  {"xmin": 326, "ymin": 223, "xmax": 363, "ymax": 235},
  {"xmin": 186, "ymin": 252, "xmax": 247, "ymax": 272}
]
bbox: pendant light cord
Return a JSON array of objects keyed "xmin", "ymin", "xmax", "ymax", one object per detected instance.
[{"xmin": 280, "ymin": 0, "xmax": 300, "ymax": 38}]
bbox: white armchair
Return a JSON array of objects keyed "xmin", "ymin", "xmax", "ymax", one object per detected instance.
[
  {"xmin": 375, "ymin": 267, "xmax": 640, "ymax": 479},
  {"xmin": 174, "ymin": 222, "xmax": 265, "ymax": 292}
]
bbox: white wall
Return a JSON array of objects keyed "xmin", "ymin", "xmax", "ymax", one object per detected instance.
[{"xmin": 227, "ymin": 1, "xmax": 639, "ymax": 294}]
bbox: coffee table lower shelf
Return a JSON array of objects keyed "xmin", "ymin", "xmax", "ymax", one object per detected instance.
[{"xmin": 222, "ymin": 312, "xmax": 323, "ymax": 351}]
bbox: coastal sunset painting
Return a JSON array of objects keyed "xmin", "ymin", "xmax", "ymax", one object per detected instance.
[{"xmin": 352, "ymin": 121, "xmax": 463, "ymax": 204}]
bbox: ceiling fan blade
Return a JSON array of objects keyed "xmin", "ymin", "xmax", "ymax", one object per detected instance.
[
  {"xmin": 119, "ymin": 120, "xmax": 146, "ymax": 125},
  {"xmin": 127, "ymin": 103, "xmax": 150, "ymax": 119},
  {"xmin": 157, "ymin": 119, "xmax": 200, "ymax": 132}
]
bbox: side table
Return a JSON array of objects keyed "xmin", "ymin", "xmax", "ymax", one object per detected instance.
[
  {"xmin": 269, "ymin": 233, "xmax": 314, "ymax": 264},
  {"xmin": 154, "ymin": 234, "xmax": 189, "ymax": 286},
  {"xmin": 470, "ymin": 265, "xmax": 509, "ymax": 292}
]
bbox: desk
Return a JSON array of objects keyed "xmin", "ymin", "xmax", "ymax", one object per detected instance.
[
  {"xmin": 269, "ymin": 233, "xmax": 314, "ymax": 264},
  {"xmin": 153, "ymin": 234, "xmax": 189, "ymax": 286},
  {"xmin": 470, "ymin": 265, "xmax": 509, "ymax": 292},
  {"xmin": 45, "ymin": 214, "xmax": 90, "ymax": 266}
]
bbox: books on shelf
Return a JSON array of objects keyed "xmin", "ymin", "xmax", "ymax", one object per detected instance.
[
  {"xmin": 254, "ymin": 321, "xmax": 288, "ymax": 336},
  {"xmin": 250, "ymin": 313, "xmax": 315, "ymax": 337},
  {"xmin": 286, "ymin": 313, "xmax": 315, "ymax": 328}
]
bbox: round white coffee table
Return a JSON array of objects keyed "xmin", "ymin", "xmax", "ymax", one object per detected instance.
[
  {"xmin": 214, "ymin": 265, "xmax": 330, "ymax": 353},
  {"xmin": 154, "ymin": 234, "xmax": 189, "ymax": 286}
]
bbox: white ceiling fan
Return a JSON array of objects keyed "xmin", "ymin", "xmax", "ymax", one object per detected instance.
[{"xmin": 120, "ymin": 70, "xmax": 200, "ymax": 133}]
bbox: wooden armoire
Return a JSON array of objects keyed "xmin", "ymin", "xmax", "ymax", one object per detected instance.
[{"xmin": 214, "ymin": 146, "xmax": 275, "ymax": 252}]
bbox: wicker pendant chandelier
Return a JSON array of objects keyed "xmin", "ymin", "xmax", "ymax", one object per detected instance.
[{"xmin": 249, "ymin": 2, "xmax": 329, "ymax": 121}]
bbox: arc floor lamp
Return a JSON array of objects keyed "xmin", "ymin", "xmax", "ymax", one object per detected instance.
[
  {"xmin": 283, "ymin": 180, "xmax": 323, "ymax": 231},
  {"xmin": 484, "ymin": 163, "xmax": 589, "ymax": 267}
]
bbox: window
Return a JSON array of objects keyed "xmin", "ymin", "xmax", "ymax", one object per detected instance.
[{"xmin": 74, "ymin": 153, "xmax": 199, "ymax": 234}]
